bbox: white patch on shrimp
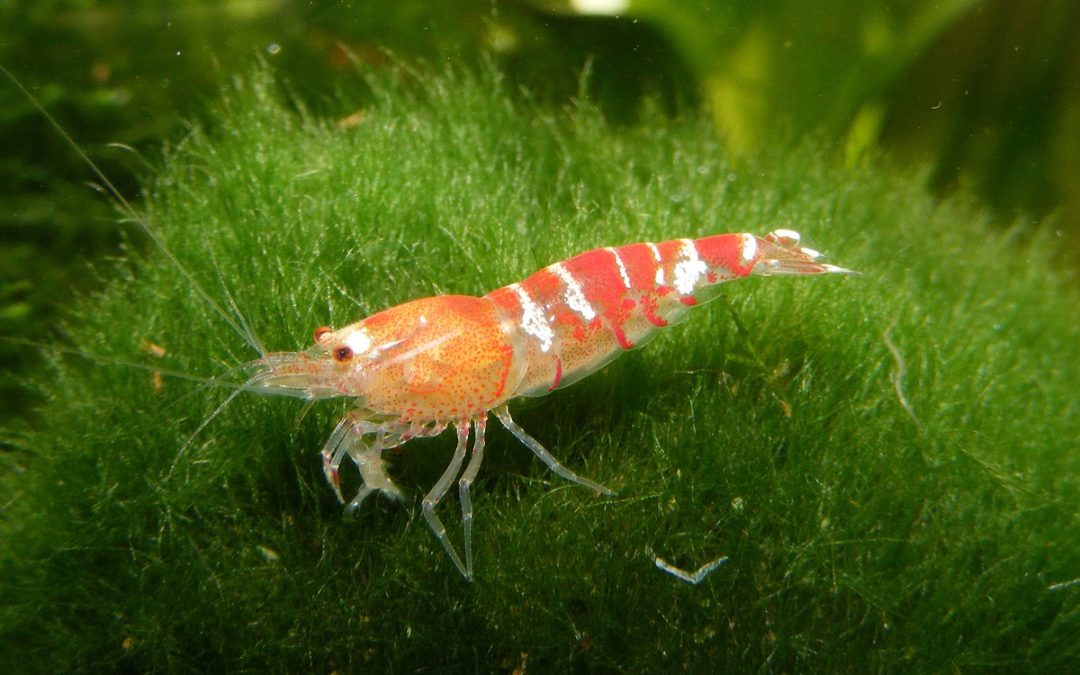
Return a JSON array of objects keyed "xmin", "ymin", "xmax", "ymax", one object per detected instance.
[
  {"xmin": 606, "ymin": 247, "xmax": 632, "ymax": 289},
  {"xmin": 551, "ymin": 262, "xmax": 597, "ymax": 321},
  {"xmin": 344, "ymin": 329, "xmax": 373, "ymax": 355},
  {"xmin": 739, "ymin": 233, "xmax": 758, "ymax": 264},
  {"xmin": 647, "ymin": 242, "xmax": 665, "ymax": 285},
  {"xmin": 511, "ymin": 282, "xmax": 554, "ymax": 353},
  {"xmin": 771, "ymin": 229, "xmax": 801, "ymax": 246},
  {"xmin": 673, "ymin": 238, "xmax": 708, "ymax": 296}
]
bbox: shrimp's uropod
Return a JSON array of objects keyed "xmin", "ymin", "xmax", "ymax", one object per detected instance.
[{"xmin": 248, "ymin": 231, "xmax": 853, "ymax": 578}]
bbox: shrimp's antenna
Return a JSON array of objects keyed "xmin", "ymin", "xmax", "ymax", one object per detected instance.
[
  {"xmin": 165, "ymin": 379, "xmax": 253, "ymax": 482},
  {"xmin": 0, "ymin": 64, "xmax": 266, "ymax": 358},
  {"xmin": 1, "ymin": 335, "xmax": 257, "ymax": 392},
  {"xmin": 209, "ymin": 245, "xmax": 268, "ymax": 360}
]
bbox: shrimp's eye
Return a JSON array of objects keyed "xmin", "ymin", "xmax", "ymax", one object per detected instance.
[
  {"xmin": 333, "ymin": 346, "xmax": 353, "ymax": 362},
  {"xmin": 313, "ymin": 326, "xmax": 333, "ymax": 343}
]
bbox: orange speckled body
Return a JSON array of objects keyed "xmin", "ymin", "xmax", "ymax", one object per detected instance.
[{"xmin": 338, "ymin": 295, "xmax": 523, "ymax": 421}]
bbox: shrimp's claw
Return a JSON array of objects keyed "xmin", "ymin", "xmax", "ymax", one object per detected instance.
[
  {"xmin": 344, "ymin": 487, "xmax": 374, "ymax": 514},
  {"xmin": 752, "ymin": 229, "xmax": 858, "ymax": 277},
  {"xmin": 320, "ymin": 411, "xmax": 406, "ymax": 511},
  {"xmin": 350, "ymin": 445, "xmax": 405, "ymax": 507},
  {"xmin": 322, "ymin": 452, "xmax": 346, "ymax": 504}
]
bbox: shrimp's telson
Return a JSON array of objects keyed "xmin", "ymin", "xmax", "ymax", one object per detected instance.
[{"xmin": 248, "ymin": 230, "xmax": 853, "ymax": 579}]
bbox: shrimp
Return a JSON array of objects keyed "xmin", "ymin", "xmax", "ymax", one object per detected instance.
[
  {"xmin": 3, "ymin": 65, "xmax": 853, "ymax": 580},
  {"xmin": 247, "ymin": 230, "xmax": 852, "ymax": 578}
]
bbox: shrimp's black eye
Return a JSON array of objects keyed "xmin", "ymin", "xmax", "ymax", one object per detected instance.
[{"xmin": 333, "ymin": 346, "xmax": 353, "ymax": 363}]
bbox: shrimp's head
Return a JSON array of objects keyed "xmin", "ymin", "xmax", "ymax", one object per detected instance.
[
  {"xmin": 244, "ymin": 294, "xmax": 521, "ymax": 417},
  {"xmin": 243, "ymin": 324, "xmax": 372, "ymax": 401}
]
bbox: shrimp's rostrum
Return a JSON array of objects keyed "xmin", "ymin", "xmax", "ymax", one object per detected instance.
[{"xmin": 248, "ymin": 230, "xmax": 852, "ymax": 579}]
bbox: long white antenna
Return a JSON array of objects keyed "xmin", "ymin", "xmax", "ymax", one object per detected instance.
[{"xmin": 1, "ymin": 64, "xmax": 266, "ymax": 357}]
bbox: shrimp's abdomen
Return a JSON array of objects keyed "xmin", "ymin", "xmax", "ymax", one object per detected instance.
[{"xmin": 485, "ymin": 232, "xmax": 839, "ymax": 397}]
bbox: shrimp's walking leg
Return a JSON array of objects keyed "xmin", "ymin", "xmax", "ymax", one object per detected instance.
[
  {"xmin": 422, "ymin": 421, "xmax": 470, "ymax": 578},
  {"xmin": 457, "ymin": 417, "xmax": 487, "ymax": 576},
  {"xmin": 493, "ymin": 404, "xmax": 615, "ymax": 496}
]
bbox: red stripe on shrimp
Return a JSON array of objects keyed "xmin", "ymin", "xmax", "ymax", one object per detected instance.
[
  {"xmin": 693, "ymin": 233, "xmax": 757, "ymax": 278},
  {"xmin": 549, "ymin": 354, "xmax": 563, "ymax": 390},
  {"xmin": 485, "ymin": 285, "xmax": 521, "ymax": 318},
  {"xmin": 609, "ymin": 243, "xmax": 657, "ymax": 291},
  {"xmin": 651, "ymin": 239, "xmax": 687, "ymax": 294},
  {"xmin": 520, "ymin": 265, "xmax": 600, "ymax": 342},
  {"xmin": 560, "ymin": 248, "xmax": 636, "ymax": 350},
  {"xmin": 609, "ymin": 243, "xmax": 668, "ymax": 327}
]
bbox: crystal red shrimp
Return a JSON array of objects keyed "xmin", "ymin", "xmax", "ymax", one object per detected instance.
[
  {"xmin": 247, "ymin": 230, "xmax": 852, "ymax": 578},
  {"xmin": 3, "ymin": 65, "xmax": 852, "ymax": 580}
]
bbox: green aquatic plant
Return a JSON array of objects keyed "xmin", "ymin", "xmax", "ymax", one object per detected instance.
[{"xmin": 1, "ymin": 66, "xmax": 1078, "ymax": 671}]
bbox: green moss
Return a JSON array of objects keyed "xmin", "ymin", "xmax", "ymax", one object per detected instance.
[{"xmin": 2, "ymin": 66, "xmax": 1078, "ymax": 671}]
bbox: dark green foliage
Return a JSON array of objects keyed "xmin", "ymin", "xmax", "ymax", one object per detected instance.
[{"xmin": 2, "ymin": 67, "xmax": 1078, "ymax": 671}]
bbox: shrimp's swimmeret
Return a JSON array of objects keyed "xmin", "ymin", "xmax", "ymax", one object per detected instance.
[{"xmin": 247, "ymin": 230, "xmax": 853, "ymax": 579}]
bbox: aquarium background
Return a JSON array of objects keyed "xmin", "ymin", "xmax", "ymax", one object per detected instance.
[{"xmin": 2, "ymin": 1, "xmax": 1078, "ymax": 671}]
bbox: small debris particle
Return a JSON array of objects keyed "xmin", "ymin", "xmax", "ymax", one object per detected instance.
[
  {"xmin": 337, "ymin": 109, "xmax": 367, "ymax": 130},
  {"xmin": 139, "ymin": 339, "xmax": 167, "ymax": 358},
  {"xmin": 256, "ymin": 545, "xmax": 280, "ymax": 562}
]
